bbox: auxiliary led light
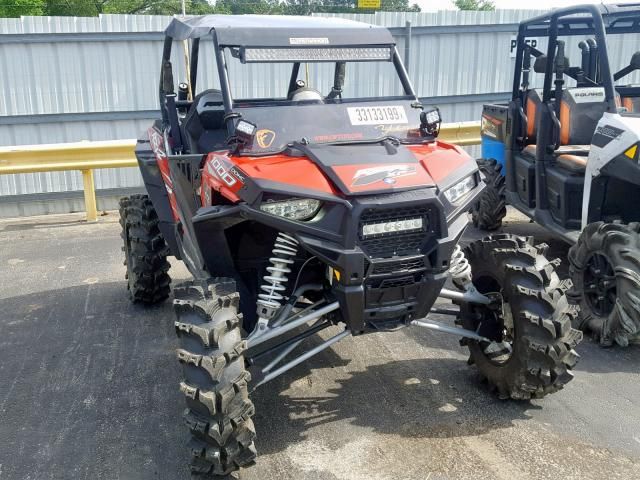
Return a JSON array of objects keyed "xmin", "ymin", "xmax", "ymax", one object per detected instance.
[
  {"xmin": 242, "ymin": 47, "xmax": 392, "ymax": 63},
  {"xmin": 362, "ymin": 217, "xmax": 424, "ymax": 237}
]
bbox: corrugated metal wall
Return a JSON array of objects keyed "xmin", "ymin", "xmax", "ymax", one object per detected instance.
[{"xmin": 1, "ymin": 10, "xmax": 639, "ymax": 216}]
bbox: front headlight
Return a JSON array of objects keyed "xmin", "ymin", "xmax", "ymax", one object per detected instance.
[
  {"xmin": 443, "ymin": 175, "xmax": 476, "ymax": 204},
  {"xmin": 260, "ymin": 198, "xmax": 322, "ymax": 221}
]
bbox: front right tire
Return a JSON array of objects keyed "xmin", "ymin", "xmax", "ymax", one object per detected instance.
[{"xmin": 470, "ymin": 158, "xmax": 507, "ymax": 231}]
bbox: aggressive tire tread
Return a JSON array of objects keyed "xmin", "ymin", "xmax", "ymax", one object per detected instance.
[
  {"xmin": 568, "ymin": 221, "xmax": 640, "ymax": 346},
  {"xmin": 471, "ymin": 158, "xmax": 507, "ymax": 231},
  {"xmin": 119, "ymin": 194, "xmax": 171, "ymax": 304},
  {"xmin": 460, "ymin": 234, "xmax": 582, "ymax": 400},
  {"xmin": 174, "ymin": 279, "xmax": 257, "ymax": 477}
]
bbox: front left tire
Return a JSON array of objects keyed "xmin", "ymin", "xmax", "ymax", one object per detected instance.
[{"xmin": 174, "ymin": 279, "xmax": 257, "ymax": 478}]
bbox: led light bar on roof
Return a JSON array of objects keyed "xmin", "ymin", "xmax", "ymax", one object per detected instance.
[{"xmin": 241, "ymin": 46, "xmax": 393, "ymax": 63}]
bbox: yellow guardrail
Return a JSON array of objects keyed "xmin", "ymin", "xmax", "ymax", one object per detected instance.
[{"xmin": 0, "ymin": 122, "xmax": 481, "ymax": 221}]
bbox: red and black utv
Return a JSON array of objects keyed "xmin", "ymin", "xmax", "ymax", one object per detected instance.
[{"xmin": 119, "ymin": 15, "xmax": 581, "ymax": 478}]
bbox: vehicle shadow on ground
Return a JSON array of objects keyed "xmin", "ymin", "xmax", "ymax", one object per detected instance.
[
  {"xmin": 2, "ymin": 279, "xmax": 637, "ymax": 478},
  {"xmin": 251, "ymin": 337, "xmax": 534, "ymax": 457}
]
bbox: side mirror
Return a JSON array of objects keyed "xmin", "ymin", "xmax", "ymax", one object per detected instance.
[{"xmin": 631, "ymin": 51, "xmax": 640, "ymax": 70}]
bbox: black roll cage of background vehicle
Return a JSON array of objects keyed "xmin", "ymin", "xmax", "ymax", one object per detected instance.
[
  {"xmin": 512, "ymin": 3, "xmax": 640, "ymax": 112},
  {"xmin": 158, "ymin": 16, "xmax": 418, "ymax": 146},
  {"xmin": 506, "ymin": 3, "xmax": 640, "ymax": 224}
]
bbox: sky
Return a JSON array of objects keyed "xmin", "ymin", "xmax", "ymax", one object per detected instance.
[{"xmin": 414, "ymin": 0, "xmax": 640, "ymax": 11}]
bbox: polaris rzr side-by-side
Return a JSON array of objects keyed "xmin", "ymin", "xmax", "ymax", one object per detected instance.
[
  {"xmin": 472, "ymin": 4, "xmax": 640, "ymax": 347},
  {"xmin": 120, "ymin": 15, "xmax": 582, "ymax": 478}
]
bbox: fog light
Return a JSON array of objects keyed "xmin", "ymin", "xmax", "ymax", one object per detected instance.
[{"xmin": 362, "ymin": 217, "xmax": 424, "ymax": 237}]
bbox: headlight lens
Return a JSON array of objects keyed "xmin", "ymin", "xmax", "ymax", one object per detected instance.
[
  {"xmin": 362, "ymin": 217, "xmax": 424, "ymax": 237},
  {"xmin": 443, "ymin": 175, "xmax": 476, "ymax": 204},
  {"xmin": 260, "ymin": 198, "xmax": 321, "ymax": 221}
]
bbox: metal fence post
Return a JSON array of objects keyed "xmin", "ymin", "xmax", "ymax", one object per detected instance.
[{"xmin": 81, "ymin": 169, "xmax": 98, "ymax": 222}]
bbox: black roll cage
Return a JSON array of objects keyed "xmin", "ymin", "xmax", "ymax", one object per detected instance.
[
  {"xmin": 159, "ymin": 34, "xmax": 417, "ymax": 138},
  {"xmin": 511, "ymin": 3, "xmax": 640, "ymax": 114}
]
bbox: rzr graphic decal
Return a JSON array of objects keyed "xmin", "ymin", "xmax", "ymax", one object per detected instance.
[
  {"xmin": 148, "ymin": 127, "xmax": 179, "ymax": 220},
  {"xmin": 352, "ymin": 164, "xmax": 417, "ymax": 186},
  {"xmin": 202, "ymin": 153, "xmax": 247, "ymax": 203},
  {"xmin": 208, "ymin": 157, "xmax": 238, "ymax": 187}
]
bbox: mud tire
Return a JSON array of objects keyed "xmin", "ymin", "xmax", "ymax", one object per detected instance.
[
  {"xmin": 174, "ymin": 279, "xmax": 257, "ymax": 477},
  {"xmin": 470, "ymin": 158, "xmax": 507, "ymax": 231},
  {"xmin": 568, "ymin": 221, "xmax": 640, "ymax": 347},
  {"xmin": 459, "ymin": 234, "xmax": 582, "ymax": 399},
  {"xmin": 119, "ymin": 194, "xmax": 171, "ymax": 304}
]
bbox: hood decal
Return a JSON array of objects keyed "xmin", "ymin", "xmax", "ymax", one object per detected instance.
[
  {"xmin": 294, "ymin": 140, "xmax": 434, "ymax": 195},
  {"xmin": 351, "ymin": 164, "xmax": 417, "ymax": 186}
]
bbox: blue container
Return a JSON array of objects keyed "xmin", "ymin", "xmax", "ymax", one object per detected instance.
[{"xmin": 481, "ymin": 135, "xmax": 506, "ymax": 171}]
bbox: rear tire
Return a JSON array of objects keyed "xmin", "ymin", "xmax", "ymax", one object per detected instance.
[
  {"xmin": 568, "ymin": 221, "xmax": 640, "ymax": 347},
  {"xmin": 174, "ymin": 279, "xmax": 257, "ymax": 478},
  {"xmin": 119, "ymin": 194, "xmax": 171, "ymax": 304},
  {"xmin": 470, "ymin": 158, "xmax": 507, "ymax": 231},
  {"xmin": 459, "ymin": 234, "xmax": 582, "ymax": 399}
]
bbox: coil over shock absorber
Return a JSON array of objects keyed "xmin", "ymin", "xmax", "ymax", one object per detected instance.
[
  {"xmin": 449, "ymin": 244, "xmax": 472, "ymax": 289},
  {"xmin": 256, "ymin": 232, "xmax": 299, "ymax": 321}
]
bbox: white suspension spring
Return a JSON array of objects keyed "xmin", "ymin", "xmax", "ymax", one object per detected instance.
[
  {"xmin": 257, "ymin": 232, "xmax": 299, "ymax": 319},
  {"xmin": 449, "ymin": 244, "xmax": 472, "ymax": 288}
]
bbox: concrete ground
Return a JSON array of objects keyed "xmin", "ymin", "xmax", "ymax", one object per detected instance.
[{"xmin": 1, "ymin": 208, "xmax": 640, "ymax": 480}]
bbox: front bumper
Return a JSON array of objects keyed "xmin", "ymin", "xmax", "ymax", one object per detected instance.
[{"xmin": 193, "ymin": 178, "xmax": 484, "ymax": 333}]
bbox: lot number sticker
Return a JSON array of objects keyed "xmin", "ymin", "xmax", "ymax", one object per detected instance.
[{"xmin": 347, "ymin": 106, "xmax": 408, "ymax": 125}]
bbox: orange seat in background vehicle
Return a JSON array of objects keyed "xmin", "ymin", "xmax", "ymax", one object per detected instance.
[
  {"xmin": 622, "ymin": 96, "xmax": 640, "ymax": 112},
  {"xmin": 522, "ymin": 87, "xmax": 607, "ymax": 172}
]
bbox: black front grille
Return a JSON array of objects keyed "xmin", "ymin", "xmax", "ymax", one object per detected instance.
[
  {"xmin": 370, "ymin": 257, "xmax": 426, "ymax": 275},
  {"xmin": 378, "ymin": 275, "xmax": 415, "ymax": 288},
  {"xmin": 358, "ymin": 205, "xmax": 437, "ymax": 259}
]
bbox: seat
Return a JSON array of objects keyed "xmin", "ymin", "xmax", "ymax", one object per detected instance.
[
  {"xmin": 556, "ymin": 153, "xmax": 587, "ymax": 172},
  {"xmin": 525, "ymin": 89, "xmax": 544, "ymax": 142},
  {"xmin": 622, "ymin": 96, "xmax": 640, "ymax": 112},
  {"xmin": 521, "ymin": 87, "xmax": 607, "ymax": 173},
  {"xmin": 522, "ymin": 144, "xmax": 589, "ymax": 173},
  {"xmin": 182, "ymin": 89, "xmax": 227, "ymax": 154},
  {"xmin": 559, "ymin": 87, "xmax": 607, "ymax": 145}
]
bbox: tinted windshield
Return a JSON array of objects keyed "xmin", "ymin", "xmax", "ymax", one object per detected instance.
[{"xmin": 222, "ymin": 48, "xmax": 420, "ymax": 153}]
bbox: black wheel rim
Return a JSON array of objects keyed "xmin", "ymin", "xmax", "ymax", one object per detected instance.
[
  {"xmin": 583, "ymin": 252, "xmax": 616, "ymax": 317},
  {"xmin": 471, "ymin": 273, "xmax": 514, "ymax": 365}
]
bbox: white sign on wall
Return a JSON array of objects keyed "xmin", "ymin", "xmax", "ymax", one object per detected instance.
[{"xmin": 510, "ymin": 37, "xmax": 541, "ymax": 58}]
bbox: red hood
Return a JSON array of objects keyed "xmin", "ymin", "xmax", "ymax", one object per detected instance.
[{"xmin": 205, "ymin": 140, "xmax": 473, "ymax": 201}]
